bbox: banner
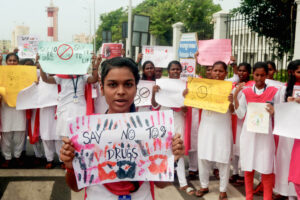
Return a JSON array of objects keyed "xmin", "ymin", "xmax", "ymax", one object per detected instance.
[
  {"xmin": 142, "ymin": 46, "xmax": 174, "ymax": 68},
  {"xmin": 17, "ymin": 35, "xmax": 39, "ymax": 59},
  {"xmin": 155, "ymin": 79, "xmax": 186, "ymax": 108},
  {"xmin": 101, "ymin": 43, "xmax": 123, "ymax": 59},
  {"xmin": 247, "ymin": 103, "xmax": 269, "ymax": 134},
  {"xmin": 134, "ymin": 80, "xmax": 155, "ymax": 107},
  {"xmin": 197, "ymin": 39, "xmax": 232, "ymax": 66},
  {"xmin": 180, "ymin": 58, "xmax": 196, "ymax": 80},
  {"xmin": 178, "ymin": 33, "xmax": 198, "ymax": 59},
  {"xmin": 69, "ymin": 111, "xmax": 175, "ymax": 189},
  {"xmin": 16, "ymin": 78, "xmax": 58, "ymax": 110},
  {"xmin": 184, "ymin": 77, "xmax": 232, "ymax": 113},
  {"xmin": 38, "ymin": 41, "xmax": 93, "ymax": 75},
  {"xmin": 0, "ymin": 65, "xmax": 37, "ymax": 107}
]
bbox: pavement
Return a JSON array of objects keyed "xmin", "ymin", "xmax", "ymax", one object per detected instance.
[{"xmin": 0, "ymin": 139, "xmax": 265, "ymax": 200}]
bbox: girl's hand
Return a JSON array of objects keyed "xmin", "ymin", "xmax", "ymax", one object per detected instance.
[
  {"xmin": 60, "ymin": 137, "xmax": 75, "ymax": 169},
  {"xmin": 136, "ymin": 53, "xmax": 143, "ymax": 63},
  {"xmin": 182, "ymin": 88, "xmax": 188, "ymax": 97},
  {"xmin": 236, "ymin": 82, "xmax": 245, "ymax": 93},
  {"xmin": 295, "ymin": 97, "xmax": 300, "ymax": 103},
  {"xmin": 194, "ymin": 51, "xmax": 199, "ymax": 59},
  {"xmin": 0, "ymin": 53, "xmax": 3, "ymax": 63},
  {"xmin": 287, "ymin": 97, "xmax": 295, "ymax": 102},
  {"xmin": 172, "ymin": 133, "xmax": 184, "ymax": 162},
  {"xmin": 228, "ymin": 93, "xmax": 233, "ymax": 103},
  {"xmin": 152, "ymin": 85, "xmax": 160, "ymax": 94},
  {"xmin": 266, "ymin": 104, "xmax": 274, "ymax": 115}
]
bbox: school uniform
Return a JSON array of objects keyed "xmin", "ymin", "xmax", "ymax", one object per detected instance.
[
  {"xmin": 1, "ymin": 102, "xmax": 26, "ymax": 160},
  {"xmin": 197, "ymin": 109, "xmax": 232, "ymax": 192},
  {"xmin": 235, "ymin": 85, "xmax": 280, "ymax": 200},
  {"xmin": 29, "ymin": 109, "xmax": 43, "ymax": 159},
  {"xmin": 54, "ymin": 75, "xmax": 89, "ymax": 137}
]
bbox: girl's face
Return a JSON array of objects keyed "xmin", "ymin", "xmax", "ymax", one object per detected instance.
[
  {"xmin": 293, "ymin": 66, "xmax": 300, "ymax": 82},
  {"xmin": 155, "ymin": 67, "xmax": 163, "ymax": 79},
  {"xmin": 6, "ymin": 56, "xmax": 18, "ymax": 65},
  {"xmin": 101, "ymin": 67, "xmax": 137, "ymax": 114},
  {"xmin": 253, "ymin": 68, "xmax": 267, "ymax": 89},
  {"xmin": 211, "ymin": 64, "xmax": 227, "ymax": 80},
  {"xmin": 267, "ymin": 64, "xmax": 276, "ymax": 80},
  {"xmin": 143, "ymin": 63, "xmax": 155, "ymax": 79},
  {"xmin": 206, "ymin": 66, "xmax": 212, "ymax": 79},
  {"xmin": 168, "ymin": 64, "xmax": 182, "ymax": 79},
  {"xmin": 238, "ymin": 66, "xmax": 249, "ymax": 82}
]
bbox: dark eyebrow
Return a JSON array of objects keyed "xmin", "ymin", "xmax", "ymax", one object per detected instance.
[{"xmin": 106, "ymin": 79, "xmax": 135, "ymax": 82}]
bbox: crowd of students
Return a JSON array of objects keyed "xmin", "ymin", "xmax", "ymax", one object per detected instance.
[{"xmin": 0, "ymin": 51, "xmax": 300, "ymax": 200}]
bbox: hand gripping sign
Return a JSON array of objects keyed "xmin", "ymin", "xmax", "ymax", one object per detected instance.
[{"xmin": 68, "ymin": 111, "xmax": 175, "ymax": 189}]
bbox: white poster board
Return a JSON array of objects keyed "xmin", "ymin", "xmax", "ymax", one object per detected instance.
[
  {"xmin": 134, "ymin": 80, "xmax": 155, "ymax": 107},
  {"xmin": 247, "ymin": 103, "xmax": 269, "ymax": 134},
  {"xmin": 180, "ymin": 58, "xmax": 196, "ymax": 80},
  {"xmin": 17, "ymin": 35, "xmax": 39, "ymax": 59},
  {"xmin": 142, "ymin": 46, "xmax": 174, "ymax": 68}
]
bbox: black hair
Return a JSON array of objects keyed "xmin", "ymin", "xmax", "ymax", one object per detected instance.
[
  {"xmin": 100, "ymin": 57, "xmax": 140, "ymax": 85},
  {"xmin": 266, "ymin": 61, "xmax": 276, "ymax": 71},
  {"xmin": 212, "ymin": 61, "xmax": 227, "ymax": 71},
  {"xmin": 5, "ymin": 53, "xmax": 19, "ymax": 63},
  {"xmin": 19, "ymin": 58, "xmax": 34, "ymax": 66},
  {"xmin": 253, "ymin": 62, "xmax": 268, "ymax": 74},
  {"xmin": 167, "ymin": 60, "xmax": 182, "ymax": 72},
  {"xmin": 238, "ymin": 62, "xmax": 252, "ymax": 74},
  {"xmin": 141, "ymin": 60, "xmax": 155, "ymax": 81},
  {"xmin": 285, "ymin": 60, "xmax": 300, "ymax": 102}
]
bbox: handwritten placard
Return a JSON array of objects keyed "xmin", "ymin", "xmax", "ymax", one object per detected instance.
[
  {"xmin": 247, "ymin": 103, "xmax": 269, "ymax": 134},
  {"xmin": 180, "ymin": 58, "xmax": 196, "ymax": 80},
  {"xmin": 155, "ymin": 79, "xmax": 186, "ymax": 108},
  {"xmin": 184, "ymin": 77, "xmax": 232, "ymax": 113},
  {"xmin": 274, "ymin": 103, "xmax": 300, "ymax": 139},
  {"xmin": 69, "ymin": 111, "xmax": 175, "ymax": 189},
  {"xmin": 178, "ymin": 33, "xmax": 198, "ymax": 59},
  {"xmin": 142, "ymin": 46, "xmax": 174, "ymax": 68},
  {"xmin": 134, "ymin": 80, "xmax": 155, "ymax": 107},
  {"xmin": 17, "ymin": 35, "xmax": 39, "ymax": 59},
  {"xmin": 101, "ymin": 43, "xmax": 123, "ymax": 59},
  {"xmin": 197, "ymin": 39, "xmax": 231, "ymax": 66},
  {"xmin": 38, "ymin": 41, "xmax": 93, "ymax": 75},
  {"xmin": 16, "ymin": 78, "xmax": 58, "ymax": 110},
  {"xmin": 0, "ymin": 65, "xmax": 37, "ymax": 107}
]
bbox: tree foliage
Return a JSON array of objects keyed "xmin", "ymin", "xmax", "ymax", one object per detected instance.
[
  {"xmin": 95, "ymin": 0, "xmax": 221, "ymax": 50},
  {"xmin": 236, "ymin": 0, "xmax": 297, "ymax": 57}
]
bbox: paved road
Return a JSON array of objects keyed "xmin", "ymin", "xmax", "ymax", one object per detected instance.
[{"xmin": 0, "ymin": 140, "xmax": 265, "ymax": 200}]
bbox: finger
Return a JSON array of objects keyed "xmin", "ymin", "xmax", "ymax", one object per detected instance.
[{"xmin": 62, "ymin": 137, "xmax": 71, "ymax": 144}]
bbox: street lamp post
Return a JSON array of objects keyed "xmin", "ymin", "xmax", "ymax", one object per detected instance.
[{"xmin": 126, "ymin": 0, "xmax": 132, "ymax": 58}]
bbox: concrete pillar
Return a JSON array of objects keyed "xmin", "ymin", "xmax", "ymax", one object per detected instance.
[
  {"xmin": 213, "ymin": 10, "xmax": 229, "ymax": 39},
  {"xmin": 150, "ymin": 34, "xmax": 157, "ymax": 46},
  {"xmin": 172, "ymin": 22, "xmax": 184, "ymax": 60},
  {"xmin": 294, "ymin": 0, "xmax": 300, "ymax": 60}
]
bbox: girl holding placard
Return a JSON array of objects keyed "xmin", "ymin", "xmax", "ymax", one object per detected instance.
[
  {"xmin": 233, "ymin": 62, "xmax": 280, "ymax": 200},
  {"xmin": 194, "ymin": 61, "xmax": 234, "ymax": 200},
  {"xmin": 0, "ymin": 53, "xmax": 27, "ymax": 168},
  {"xmin": 59, "ymin": 57, "xmax": 185, "ymax": 200}
]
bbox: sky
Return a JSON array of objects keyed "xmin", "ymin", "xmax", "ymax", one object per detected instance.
[{"xmin": 0, "ymin": 0, "xmax": 240, "ymax": 42}]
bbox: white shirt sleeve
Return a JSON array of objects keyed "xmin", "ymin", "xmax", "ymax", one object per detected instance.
[
  {"xmin": 226, "ymin": 73, "xmax": 240, "ymax": 83},
  {"xmin": 53, "ymin": 76, "xmax": 61, "ymax": 84},
  {"xmin": 83, "ymin": 74, "xmax": 89, "ymax": 83},
  {"xmin": 235, "ymin": 92, "xmax": 247, "ymax": 119}
]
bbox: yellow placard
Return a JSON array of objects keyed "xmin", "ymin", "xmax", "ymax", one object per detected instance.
[
  {"xmin": 184, "ymin": 77, "xmax": 232, "ymax": 113},
  {"xmin": 0, "ymin": 65, "xmax": 37, "ymax": 107}
]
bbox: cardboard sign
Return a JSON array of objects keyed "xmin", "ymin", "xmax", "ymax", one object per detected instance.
[
  {"xmin": 17, "ymin": 35, "xmax": 39, "ymax": 59},
  {"xmin": 274, "ymin": 103, "xmax": 300, "ymax": 139},
  {"xmin": 197, "ymin": 39, "xmax": 231, "ymax": 66},
  {"xmin": 69, "ymin": 111, "xmax": 175, "ymax": 189},
  {"xmin": 180, "ymin": 58, "xmax": 196, "ymax": 80},
  {"xmin": 0, "ymin": 65, "xmax": 37, "ymax": 107},
  {"xmin": 16, "ymin": 78, "xmax": 58, "ymax": 110},
  {"xmin": 178, "ymin": 33, "xmax": 198, "ymax": 59},
  {"xmin": 155, "ymin": 79, "xmax": 186, "ymax": 108},
  {"xmin": 184, "ymin": 77, "xmax": 232, "ymax": 113},
  {"xmin": 247, "ymin": 103, "xmax": 269, "ymax": 134},
  {"xmin": 101, "ymin": 43, "xmax": 123, "ymax": 59},
  {"xmin": 38, "ymin": 41, "xmax": 93, "ymax": 75},
  {"xmin": 142, "ymin": 46, "xmax": 174, "ymax": 68},
  {"xmin": 134, "ymin": 80, "xmax": 155, "ymax": 107}
]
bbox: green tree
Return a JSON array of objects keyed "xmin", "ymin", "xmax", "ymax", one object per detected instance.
[{"xmin": 236, "ymin": 0, "xmax": 297, "ymax": 57}]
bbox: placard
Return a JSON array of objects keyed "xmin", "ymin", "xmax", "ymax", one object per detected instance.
[
  {"xmin": 142, "ymin": 46, "xmax": 174, "ymax": 68},
  {"xmin": 38, "ymin": 41, "xmax": 93, "ymax": 75},
  {"xmin": 180, "ymin": 58, "xmax": 196, "ymax": 80},
  {"xmin": 178, "ymin": 33, "xmax": 198, "ymax": 59},
  {"xmin": 17, "ymin": 35, "xmax": 39, "ymax": 59},
  {"xmin": 247, "ymin": 103, "xmax": 269, "ymax": 134},
  {"xmin": 101, "ymin": 43, "xmax": 123, "ymax": 59},
  {"xmin": 0, "ymin": 65, "xmax": 37, "ymax": 107},
  {"xmin": 134, "ymin": 80, "xmax": 155, "ymax": 107},
  {"xmin": 197, "ymin": 39, "xmax": 231, "ymax": 66},
  {"xmin": 184, "ymin": 77, "xmax": 232, "ymax": 113},
  {"xmin": 69, "ymin": 111, "xmax": 175, "ymax": 189}
]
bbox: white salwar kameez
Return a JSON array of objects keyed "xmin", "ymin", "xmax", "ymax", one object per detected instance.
[{"xmin": 188, "ymin": 108, "xmax": 199, "ymax": 172}]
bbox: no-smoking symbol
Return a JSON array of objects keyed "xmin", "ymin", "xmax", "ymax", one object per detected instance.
[
  {"xmin": 57, "ymin": 44, "xmax": 74, "ymax": 60},
  {"xmin": 187, "ymin": 66, "xmax": 194, "ymax": 73}
]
